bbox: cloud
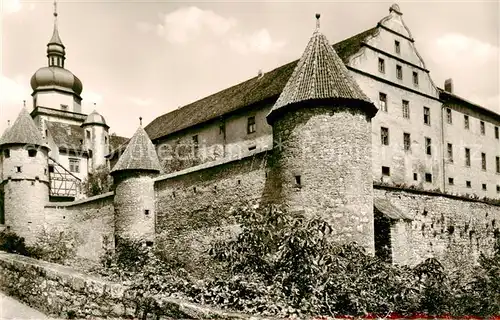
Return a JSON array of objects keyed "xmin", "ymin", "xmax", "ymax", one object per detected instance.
[
  {"xmin": 129, "ymin": 97, "xmax": 153, "ymax": 107},
  {"xmin": 433, "ymin": 33, "xmax": 498, "ymax": 65},
  {"xmin": 155, "ymin": 6, "xmax": 237, "ymax": 44},
  {"xmin": 229, "ymin": 29, "xmax": 286, "ymax": 55},
  {"xmin": 2, "ymin": 0, "xmax": 21, "ymax": 15}
]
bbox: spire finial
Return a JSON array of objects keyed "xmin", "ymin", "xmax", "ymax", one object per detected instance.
[
  {"xmin": 315, "ymin": 13, "xmax": 321, "ymax": 29},
  {"xmin": 7, "ymin": 120, "xmax": 10, "ymax": 127},
  {"xmin": 23, "ymin": 100, "xmax": 26, "ymax": 108},
  {"xmin": 139, "ymin": 117, "xmax": 143, "ymax": 126},
  {"xmin": 53, "ymin": 0, "xmax": 58, "ymax": 18},
  {"xmin": 94, "ymin": 102, "xmax": 96, "ymax": 107}
]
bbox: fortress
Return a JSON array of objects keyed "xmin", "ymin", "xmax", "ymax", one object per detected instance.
[{"xmin": 0, "ymin": 3, "xmax": 499, "ymax": 266}]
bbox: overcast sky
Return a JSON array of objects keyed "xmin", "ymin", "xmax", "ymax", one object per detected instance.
[{"xmin": 1, "ymin": 0, "xmax": 499, "ymax": 138}]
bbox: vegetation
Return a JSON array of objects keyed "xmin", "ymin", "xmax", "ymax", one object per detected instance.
[
  {"xmin": 96, "ymin": 205, "xmax": 500, "ymax": 318},
  {"xmin": 82, "ymin": 164, "xmax": 113, "ymax": 197}
]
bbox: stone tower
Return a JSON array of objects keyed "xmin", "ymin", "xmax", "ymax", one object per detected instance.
[
  {"xmin": 0, "ymin": 108, "xmax": 50, "ymax": 245},
  {"xmin": 82, "ymin": 110, "xmax": 110, "ymax": 171},
  {"xmin": 110, "ymin": 124, "xmax": 161, "ymax": 245},
  {"xmin": 266, "ymin": 14, "xmax": 378, "ymax": 253}
]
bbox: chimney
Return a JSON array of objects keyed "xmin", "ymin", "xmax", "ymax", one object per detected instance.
[{"xmin": 444, "ymin": 78, "xmax": 453, "ymax": 93}]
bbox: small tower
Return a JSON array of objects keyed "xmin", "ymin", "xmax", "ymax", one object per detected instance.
[
  {"xmin": 110, "ymin": 122, "xmax": 161, "ymax": 245},
  {"xmin": 82, "ymin": 109, "xmax": 110, "ymax": 171},
  {"xmin": 0, "ymin": 107, "xmax": 50, "ymax": 245},
  {"xmin": 266, "ymin": 14, "xmax": 378, "ymax": 253}
]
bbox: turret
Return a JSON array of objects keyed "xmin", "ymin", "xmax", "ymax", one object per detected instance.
[
  {"xmin": 0, "ymin": 107, "xmax": 50, "ymax": 245},
  {"xmin": 266, "ymin": 14, "xmax": 378, "ymax": 253},
  {"xmin": 82, "ymin": 109, "xmax": 110, "ymax": 171},
  {"xmin": 110, "ymin": 122, "xmax": 161, "ymax": 245}
]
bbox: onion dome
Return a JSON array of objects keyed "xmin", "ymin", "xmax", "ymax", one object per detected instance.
[
  {"xmin": 82, "ymin": 110, "xmax": 109, "ymax": 128},
  {"xmin": 0, "ymin": 107, "xmax": 49, "ymax": 150},
  {"xmin": 111, "ymin": 125, "xmax": 161, "ymax": 175},
  {"xmin": 267, "ymin": 14, "xmax": 376, "ymax": 124},
  {"xmin": 30, "ymin": 0, "xmax": 83, "ymax": 97},
  {"xmin": 31, "ymin": 67, "xmax": 83, "ymax": 95}
]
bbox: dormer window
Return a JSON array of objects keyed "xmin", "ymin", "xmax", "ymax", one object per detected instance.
[{"xmin": 61, "ymin": 104, "xmax": 68, "ymax": 111}]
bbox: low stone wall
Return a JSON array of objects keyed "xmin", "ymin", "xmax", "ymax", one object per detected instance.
[
  {"xmin": 44, "ymin": 192, "xmax": 115, "ymax": 262},
  {"xmin": 0, "ymin": 251, "xmax": 254, "ymax": 319}
]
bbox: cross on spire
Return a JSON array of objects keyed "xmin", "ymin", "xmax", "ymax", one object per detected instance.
[
  {"xmin": 53, "ymin": 0, "xmax": 58, "ymax": 18},
  {"xmin": 315, "ymin": 13, "xmax": 321, "ymax": 30},
  {"xmin": 139, "ymin": 117, "xmax": 143, "ymax": 126}
]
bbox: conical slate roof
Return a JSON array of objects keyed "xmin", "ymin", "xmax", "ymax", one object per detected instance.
[
  {"xmin": 49, "ymin": 23, "xmax": 64, "ymax": 46},
  {"xmin": 267, "ymin": 15, "xmax": 376, "ymax": 123},
  {"xmin": 111, "ymin": 126, "xmax": 161, "ymax": 174},
  {"xmin": 0, "ymin": 107, "xmax": 48, "ymax": 149}
]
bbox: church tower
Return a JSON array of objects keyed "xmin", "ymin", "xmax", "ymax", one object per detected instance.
[
  {"xmin": 110, "ymin": 122, "xmax": 161, "ymax": 245},
  {"xmin": 266, "ymin": 15, "xmax": 378, "ymax": 253},
  {"xmin": 0, "ymin": 108, "xmax": 50, "ymax": 245},
  {"xmin": 30, "ymin": 1, "xmax": 84, "ymax": 129}
]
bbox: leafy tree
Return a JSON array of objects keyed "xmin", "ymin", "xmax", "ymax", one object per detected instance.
[{"xmin": 82, "ymin": 164, "xmax": 113, "ymax": 197}]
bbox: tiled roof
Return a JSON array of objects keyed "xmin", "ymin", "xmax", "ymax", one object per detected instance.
[
  {"xmin": 111, "ymin": 126, "xmax": 161, "ymax": 174},
  {"xmin": 109, "ymin": 134, "xmax": 129, "ymax": 153},
  {"xmin": 268, "ymin": 24, "xmax": 375, "ymax": 122},
  {"xmin": 46, "ymin": 121, "xmax": 84, "ymax": 150},
  {"xmin": 0, "ymin": 108, "xmax": 47, "ymax": 148},
  {"xmin": 438, "ymin": 89, "xmax": 500, "ymax": 122},
  {"xmin": 144, "ymin": 27, "xmax": 379, "ymax": 141}
]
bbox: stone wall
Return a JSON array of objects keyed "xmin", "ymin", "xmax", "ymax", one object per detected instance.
[
  {"xmin": 44, "ymin": 192, "xmax": 115, "ymax": 262},
  {"xmin": 374, "ymin": 186, "xmax": 500, "ymax": 266},
  {"xmin": 154, "ymin": 150, "xmax": 268, "ymax": 274},
  {"xmin": 0, "ymin": 251, "xmax": 252, "ymax": 319}
]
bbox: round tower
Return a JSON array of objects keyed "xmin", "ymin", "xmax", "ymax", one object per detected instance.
[
  {"xmin": 266, "ymin": 14, "xmax": 378, "ymax": 253},
  {"xmin": 0, "ymin": 107, "xmax": 50, "ymax": 245},
  {"xmin": 82, "ymin": 109, "xmax": 110, "ymax": 171},
  {"xmin": 110, "ymin": 123, "xmax": 161, "ymax": 245}
]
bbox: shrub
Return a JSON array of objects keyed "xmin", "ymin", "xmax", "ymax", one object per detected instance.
[
  {"xmin": 82, "ymin": 164, "xmax": 113, "ymax": 197},
  {"xmin": 28, "ymin": 228, "xmax": 79, "ymax": 264},
  {"xmin": 0, "ymin": 228, "xmax": 29, "ymax": 255}
]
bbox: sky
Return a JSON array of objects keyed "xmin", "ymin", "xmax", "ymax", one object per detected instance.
[{"xmin": 1, "ymin": 0, "xmax": 499, "ymax": 138}]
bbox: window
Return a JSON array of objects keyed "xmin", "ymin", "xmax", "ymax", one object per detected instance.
[
  {"xmin": 496, "ymin": 156, "xmax": 499, "ymax": 173},
  {"xmin": 464, "ymin": 115, "xmax": 469, "ymax": 130},
  {"xmin": 402, "ymin": 100, "xmax": 410, "ymax": 118},
  {"xmin": 412, "ymin": 71, "xmax": 418, "ymax": 86},
  {"xmin": 382, "ymin": 166, "xmax": 390, "ymax": 176},
  {"xmin": 219, "ymin": 124, "xmax": 225, "ymax": 135},
  {"xmin": 28, "ymin": 149, "xmax": 37, "ymax": 157},
  {"xmin": 482, "ymin": 153, "xmax": 487, "ymax": 170},
  {"xmin": 69, "ymin": 158, "xmax": 80, "ymax": 173},
  {"xmin": 480, "ymin": 121, "xmax": 485, "ymax": 135},
  {"xmin": 144, "ymin": 210, "xmax": 150, "ymax": 215},
  {"xmin": 60, "ymin": 104, "xmax": 68, "ymax": 111},
  {"xmin": 247, "ymin": 116, "xmax": 256, "ymax": 134},
  {"xmin": 248, "ymin": 145, "xmax": 256, "ymax": 151},
  {"xmin": 48, "ymin": 165, "xmax": 54, "ymax": 173},
  {"xmin": 15, "ymin": 166, "xmax": 22, "ymax": 173},
  {"xmin": 4, "ymin": 149, "xmax": 10, "ymax": 158},
  {"xmin": 447, "ymin": 143, "xmax": 453, "ymax": 162},
  {"xmin": 425, "ymin": 173, "xmax": 432, "ymax": 183},
  {"xmin": 466, "ymin": 181, "xmax": 472, "ymax": 188},
  {"xmin": 497, "ymin": 185, "xmax": 500, "ymax": 193},
  {"xmin": 413, "ymin": 173, "xmax": 418, "ymax": 181},
  {"xmin": 381, "ymin": 127, "xmax": 389, "ymax": 145},
  {"xmin": 403, "ymin": 133, "xmax": 411, "ymax": 151},
  {"xmin": 465, "ymin": 148, "xmax": 471, "ymax": 167},
  {"xmin": 482, "ymin": 184, "xmax": 487, "ymax": 191},
  {"xmin": 394, "ymin": 40, "xmax": 400, "ymax": 54},
  {"xmin": 378, "ymin": 58, "xmax": 385, "ymax": 73},
  {"xmin": 192, "ymin": 135, "xmax": 199, "ymax": 153},
  {"xmin": 495, "ymin": 126, "xmax": 499, "ymax": 139},
  {"xmin": 446, "ymin": 108, "xmax": 452, "ymax": 124},
  {"xmin": 396, "ymin": 65, "xmax": 402, "ymax": 80},
  {"xmin": 425, "ymin": 137, "xmax": 432, "ymax": 155},
  {"xmin": 379, "ymin": 93, "xmax": 387, "ymax": 112},
  {"xmin": 86, "ymin": 130, "xmax": 91, "ymax": 139},
  {"xmin": 448, "ymin": 178, "xmax": 454, "ymax": 185},
  {"xmin": 294, "ymin": 175, "xmax": 302, "ymax": 187},
  {"xmin": 423, "ymin": 107, "xmax": 430, "ymax": 125}
]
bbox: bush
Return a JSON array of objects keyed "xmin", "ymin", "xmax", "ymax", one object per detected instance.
[
  {"xmin": 82, "ymin": 164, "xmax": 113, "ymax": 197},
  {"xmin": 0, "ymin": 228, "xmax": 29, "ymax": 255},
  {"xmin": 28, "ymin": 229, "xmax": 79, "ymax": 264}
]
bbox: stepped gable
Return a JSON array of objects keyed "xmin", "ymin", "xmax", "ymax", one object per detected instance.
[
  {"xmin": 144, "ymin": 27, "xmax": 379, "ymax": 142},
  {"xmin": 267, "ymin": 14, "xmax": 376, "ymax": 123},
  {"xmin": 0, "ymin": 107, "xmax": 48, "ymax": 149},
  {"xmin": 110, "ymin": 126, "xmax": 160, "ymax": 174}
]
